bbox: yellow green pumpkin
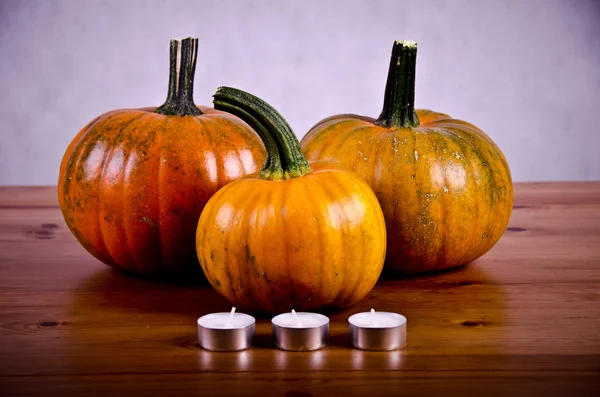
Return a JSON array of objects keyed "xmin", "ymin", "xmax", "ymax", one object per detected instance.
[{"xmin": 301, "ymin": 41, "xmax": 513, "ymax": 273}]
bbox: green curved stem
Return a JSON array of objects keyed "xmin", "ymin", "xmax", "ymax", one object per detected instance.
[
  {"xmin": 375, "ymin": 40, "xmax": 420, "ymax": 129},
  {"xmin": 213, "ymin": 87, "xmax": 311, "ymax": 180},
  {"xmin": 155, "ymin": 37, "xmax": 202, "ymax": 116}
]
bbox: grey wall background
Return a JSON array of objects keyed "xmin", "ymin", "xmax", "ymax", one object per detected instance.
[{"xmin": 0, "ymin": 0, "xmax": 599, "ymax": 185}]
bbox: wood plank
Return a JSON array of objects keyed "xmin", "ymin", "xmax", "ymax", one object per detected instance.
[
  {"xmin": 0, "ymin": 183, "xmax": 599, "ymax": 395},
  {"xmin": 1, "ymin": 372, "xmax": 599, "ymax": 397}
]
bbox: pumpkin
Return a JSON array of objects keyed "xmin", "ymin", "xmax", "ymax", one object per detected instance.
[
  {"xmin": 301, "ymin": 41, "xmax": 513, "ymax": 273},
  {"xmin": 196, "ymin": 87, "xmax": 386, "ymax": 313},
  {"xmin": 58, "ymin": 38, "xmax": 266, "ymax": 275}
]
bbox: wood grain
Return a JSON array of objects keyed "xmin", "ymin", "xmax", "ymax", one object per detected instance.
[{"xmin": 0, "ymin": 183, "xmax": 599, "ymax": 396}]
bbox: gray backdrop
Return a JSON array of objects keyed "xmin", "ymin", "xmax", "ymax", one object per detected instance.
[{"xmin": 1, "ymin": 0, "xmax": 599, "ymax": 185}]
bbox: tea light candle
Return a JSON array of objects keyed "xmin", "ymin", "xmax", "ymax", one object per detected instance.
[
  {"xmin": 348, "ymin": 308, "xmax": 407, "ymax": 351},
  {"xmin": 197, "ymin": 307, "xmax": 255, "ymax": 351},
  {"xmin": 272, "ymin": 310, "xmax": 329, "ymax": 351}
]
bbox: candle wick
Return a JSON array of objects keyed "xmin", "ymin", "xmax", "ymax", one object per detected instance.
[
  {"xmin": 292, "ymin": 309, "xmax": 302, "ymax": 327},
  {"xmin": 226, "ymin": 307, "xmax": 236, "ymax": 328},
  {"xmin": 370, "ymin": 308, "xmax": 378, "ymax": 327}
]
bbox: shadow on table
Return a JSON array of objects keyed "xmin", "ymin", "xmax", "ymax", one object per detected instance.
[{"xmin": 70, "ymin": 266, "xmax": 232, "ymax": 318}]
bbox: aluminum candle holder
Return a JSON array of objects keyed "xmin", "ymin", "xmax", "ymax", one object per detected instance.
[
  {"xmin": 348, "ymin": 309, "xmax": 407, "ymax": 351},
  {"xmin": 197, "ymin": 308, "xmax": 255, "ymax": 352},
  {"xmin": 272, "ymin": 310, "xmax": 329, "ymax": 351}
]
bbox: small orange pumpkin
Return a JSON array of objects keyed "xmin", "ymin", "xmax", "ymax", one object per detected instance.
[
  {"xmin": 301, "ymin": 41, "xmax": 513, "ymax": 273},
  {"xmin": 58, "ymin": 38, "xmax": 266, "ymax": 275},
  {"xmin": 196, "ymin": 87, "xmax": 386, "ymax": 313}
]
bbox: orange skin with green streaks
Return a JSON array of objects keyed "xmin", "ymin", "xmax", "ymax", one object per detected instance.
[
  {"xmin": 301, "ymin": 109, "xmax": 513, "ymax": 273},
  {"xmin": 196, "ymin": 161, "xmax": 386, "ymax": 313},
  {"xmin": 58, "ymin": 106, "xmax": 266, "ymax": 275}
]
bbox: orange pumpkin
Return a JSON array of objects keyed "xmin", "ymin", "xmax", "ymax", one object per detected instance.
[
  {"xmin": 196, "ymin": 87, "xmax": 386, "ymax": 313},
  {"xmin": 58, "ymin": 38, "xmax": 265, "ymax": 275},
  {"xmin": 301, "ymin": 41, "xmax": 513, "ymax": 273}
]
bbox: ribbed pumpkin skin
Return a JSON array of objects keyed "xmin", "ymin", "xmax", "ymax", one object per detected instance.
[
  {"xmin": 58, "ymin": 106, "xmax": 265, "ymax": 275},
  {"xmin": 301, "ymin": 109, "xmax": 513, "ymax": 273},
  {"xmin": 196, "ymin": 162, "xmax": 386, "ymax": 313}
]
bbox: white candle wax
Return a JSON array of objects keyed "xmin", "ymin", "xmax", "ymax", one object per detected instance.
[
  {"xmin": 197, "ymin": 307, "xmax": 255, "ymax": 329},
  {"xmin": 272, "ymin": 310, "xmax": 329, "ymax": 329},
  {"xmin": 348, "ymin": 309, "xmax": 406, "ymax": 328}
]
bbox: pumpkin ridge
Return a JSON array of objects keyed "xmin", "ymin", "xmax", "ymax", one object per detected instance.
[
  {"xmin": 197, "ymin": 180, "xmax": 222, "ymax": 288},
  {"xmin": 154, "ymin": 116, "xmax": 168, "ymax": 271},
  {"xmin": 315, "ymin": 173, "xmax": 346, "ymax": 307},
  {"xmin": 303, "ymin": 174, "xmax": 332, "ymax": 305},
  {"xmin": 361, "ymin": 126, "xmax": 386, "ymax": 188},
  {"xmin": 309, "ymin": 172, "xmax": 340, "ymax": 305},
  {"xmin": 341, "ymin": 172, "xmax": 383, "ymax": 307},
  {"xmin": 98, "ymin": 112, "xmax": 150, "ymax": 269},
  {"xmin": 90, "ymin": 112, "xmax": 148, "ymax": 264},
  {"xmin": 427, "ymin": 131, "xmax": 450, "ymax": 265},
  {"xmin": 191, "ymin": 113, "xmax": 218, "ymax": 188},
  {"xmin": 278, "ymin": 181, "xmax": 299, "ymax": 309},
  {"xmin": 341, "ymin": 175, "xmax": 368, "ymax": 307},
  {"xmin": 429, "ymin": 126, "xmax": 495, "ymax": 256},
  {"xmin": 258, "ymin": 182, "xmax": 278, "ymax": 307},
  {"xmin": 236, "ymin": 182, "xmax": 260, "ymax": 310},
  {"xmin": 96, "ymin": 130, "xmax": 121, "ymax": 267},
  {"xmin": 156, "ymin": 115, "xmax": 175, "ymax": 271},
  {"xmin": 220, "ymin": 183, "xmax": 242, "ymax": 305},
  {"xmin": 123, "ymin": 114, "xmax": 162, "ymax": 268},
  {"xmin": 410, "ymin": 128, "xmax": 426, "ymax": 269},
  {"xmin": 122, "ymin": 148, "xmax": 141, "ymax": 273},
  {"xmin": 306, "ymin": 176, "xmax": 327, "ymax": 306},
  {"xmin": 335, "ymin": 174, "xmax": 364, "ymax": 307}
]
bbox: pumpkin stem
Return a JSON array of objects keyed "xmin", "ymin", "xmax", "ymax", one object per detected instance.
[
  {"xmin": 213, "ymin": 87, "xmax": 311, "ymax": 180},
  {"xmin": 155, "ymin": 38, "xmax": 203, "ymax": 116},
  {"xmin": 375, "ymin": 40, "xmax": 420, "ymax": 129}
]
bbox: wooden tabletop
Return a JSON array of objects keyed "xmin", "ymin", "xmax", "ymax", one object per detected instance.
[{"xmin": 1, "ymin": 183, "xmax": 599, "ymax": 396}]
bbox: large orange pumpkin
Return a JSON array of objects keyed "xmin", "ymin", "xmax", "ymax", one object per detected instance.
[
  {"xmin": 58, "ymin": 38, "xmax": 265, "ymax": 275},
  {"xmin": 196, "ymin": 87, "xmax": 386, "ymax": 313},
  {"xmin": 301, "ymin": 41, "xmax": 513, "ymax": 273}
]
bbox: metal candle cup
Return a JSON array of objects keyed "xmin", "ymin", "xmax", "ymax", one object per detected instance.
[
  {"xmin": 197, "ymin": 308, "xmax": 255, "ymax": 352},
  {"xmin": 272, "ymin": 310, "xmax": 329, "ymax": 351},
  {"xmin": 348, "ymin": 309, "xmax": 407, "ymax": 351}
]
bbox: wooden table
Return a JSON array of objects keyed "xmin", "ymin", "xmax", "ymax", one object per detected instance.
[{"xmin": 1, "ymin": 183, "xmax": 599, "ymax": 396}]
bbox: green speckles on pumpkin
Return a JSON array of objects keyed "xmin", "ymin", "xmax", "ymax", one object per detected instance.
[
  {"xmin": 140, "ymin": 216, "xmax": 160, "ymax": 230},
  {"xmin": 245, "ymin": 245, "xmax": 260, "ymax": 277},
  {"xmin": 262, "ymin": 272, "xmax": 272, "ymax": 285}
]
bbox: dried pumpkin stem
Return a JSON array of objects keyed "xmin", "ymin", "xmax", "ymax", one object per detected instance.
[
  {"xmin": 155, "ymin": 37, "xmax": 202, "ymax": 116},
  {"xmin": 376, "ymin": 40, "xmax": 420, "ymax": 129},
  {"xmin": 213, "ymin": 87, "xmax": 311, "ymax": 180}
]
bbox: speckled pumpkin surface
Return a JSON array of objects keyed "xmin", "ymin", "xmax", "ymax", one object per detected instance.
[
  {"xmin": 58, "ymin": 39, "xmax": 266, "ymax": 275},
  {"xmin": 301, "ymin": 41, "xmax": 513, "ymax": 273},
  {"xmin": 197, "ymin": 87, "xmax": 386, "ymax": 313}
]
